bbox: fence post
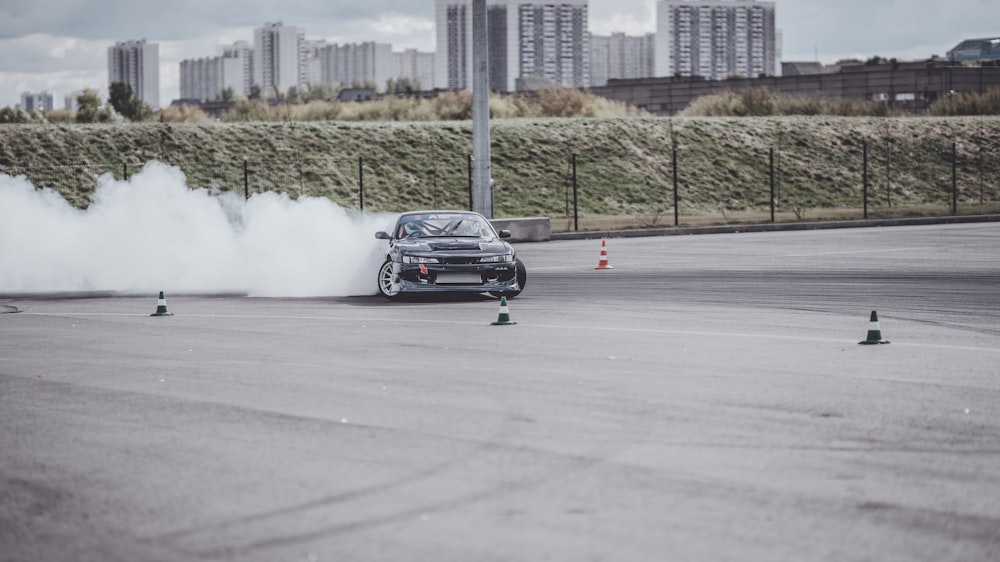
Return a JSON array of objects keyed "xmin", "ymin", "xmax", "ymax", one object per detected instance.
[
  {"xmin": 243, "ymin": 159, "xmax": 249, "ymax": 200},
  {"xmin": 979, "ymin": 141, "xmax": 985, "ymax": 205},
  {"xmin": 952, "ymin": 141, "xmax": 958, "ymax": 215},
  {"xmin": 358, "ymin": 156, "xmax": 364, "ymax": 211},
  {"xmin": 467, "ymin": 154, "xmax": 473, "ymax": 211},
  {"xmin": 769, "ymin": 147, "xmax": 775, "ymax": 223},
  {"xmin": 432, "ymin": 168, "xmax": 438, "ymax": 209},
  {"xmin": 571, "ymin": 154, "xmax": 579, "ymax": 232},
  {"xmin": 673, "ymin": 146, "xmax": 679, "ymax": 227},
  {"xmin": 122, "ymin": 162, "xmax": 128, "ymax": 181},
  {"xmin": 885, "ymin": 136, "xmax": 892, "ymax": 208},
  {"xmin": 980, "ymin": 143, "xmax": 985, "ymax": 205},
  {"xmin": 863, "ymin": 141, "xmax": 868, "ymax": 219},
  {"xmin": 297, "ymin": 156, "xmax": 304, "ymax": 199}
]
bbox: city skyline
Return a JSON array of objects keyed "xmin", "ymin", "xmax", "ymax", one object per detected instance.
[{"xmin": 0, "ymin": 0, "xmax": 996, "ymax": 109}]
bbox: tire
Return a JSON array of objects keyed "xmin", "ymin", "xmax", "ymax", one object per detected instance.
[
  {"xmin": 491, "ymin": 258, "xmax": 526, "ymax": 299},
  {"xmin": 377, "ymin": 259, "xmax": 399, "ymax": 300}
]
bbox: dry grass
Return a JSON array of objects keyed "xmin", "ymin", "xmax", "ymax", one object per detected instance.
[
  {"xmin": 216, "ymin": 88, "xmax": 645, "ymax": 122},
  {"xmin": 680, "ymin": 88, "xmax": 906, "ymax": 117},
  {"xmin": 1, "ymin": 116, "xmax": 998, "ymax": 230}
]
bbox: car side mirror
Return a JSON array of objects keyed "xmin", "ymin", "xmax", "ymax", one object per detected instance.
[
  {"xmin": 375, "ymin": 231, "xmax": 391, "ymax": 240},
  {"xmin": 498, "ymin": 230, "xmax": 512, "ymax": 239}
]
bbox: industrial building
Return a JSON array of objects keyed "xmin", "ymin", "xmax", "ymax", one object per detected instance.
[{"xmin": 591, "ymin": 59, "xmax": 1000, "ymax": 115}]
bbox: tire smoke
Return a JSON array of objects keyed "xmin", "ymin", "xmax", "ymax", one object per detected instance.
[{"xmin": 0, "ymin": 162, "xmax": 392, "ymax": 297}]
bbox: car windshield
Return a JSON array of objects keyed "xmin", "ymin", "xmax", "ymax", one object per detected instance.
[{"xmin": 396, "ymin": 213, "xmax": 494, "ymax": 239}]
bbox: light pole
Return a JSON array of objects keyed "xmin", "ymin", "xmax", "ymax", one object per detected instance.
[{"xmin": 471, "ymin": 0, "xmax": 493, "ymax": 217}]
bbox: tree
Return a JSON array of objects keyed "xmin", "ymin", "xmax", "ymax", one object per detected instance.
[
  {"xmin": 386, "ymin": 77, "xmax": 420, "ymax": 95},
  {"xmin": 76, "ymin": 89, "xmax": 102, "ymax": 123},
  {"xmin": 108, "ymin": 81, "xmax": 148, "ymax": 121},
  {"xmin": 218, "ymin": 87, "xmax": 235, "ymax": 102},
  {"xmin": 0, "ymin": 106, "xmax": 30, "ymax": 124},
  {"xmin": 300, "ymin": 84, "xmax": 337, "ymax": 102},
  {"xmin": 249, "ymin": 84, "xmax": 262, "ymax": 100}
]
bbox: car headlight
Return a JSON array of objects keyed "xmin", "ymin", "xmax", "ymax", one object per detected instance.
[
  {"xmin": 403, "ymin": 255, "xmax": 439, "ymax": 264},
  {"xmin": 480, "ymin": 254, "xmax": 513, "ymax": 263}
]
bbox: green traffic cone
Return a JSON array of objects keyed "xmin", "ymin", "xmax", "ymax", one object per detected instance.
[
  {"xmin": 491, "ymin": 296, "xmax": 516, "ymax": 325},
  {"xmin": 150, "ymin": 291, "xmax": 174, "ymax": 317},
  {"xmin": 858, "ymin": 310, "xmax": 889, "ymax": 345}
]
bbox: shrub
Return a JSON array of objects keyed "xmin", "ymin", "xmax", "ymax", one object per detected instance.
[
  {"xmin": 680, "ymin": 88, "xmax": 906, "ymax": 117},
  {"xmin": 158, "ymin": 104, "xmax": 211, "ymax": 123},
  {"xmin": 930, "ymin": 86, "xmax": 1000, "ymax": 116}
]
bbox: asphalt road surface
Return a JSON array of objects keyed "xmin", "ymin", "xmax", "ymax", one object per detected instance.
[{"xmin": 2, "ymin": 223, "xmax": 999, "ymax": 562}]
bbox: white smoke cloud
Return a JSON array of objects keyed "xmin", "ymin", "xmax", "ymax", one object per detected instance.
[{"xmin": 0, "ymin": 161, "xmax": 393, "ymax": 297}]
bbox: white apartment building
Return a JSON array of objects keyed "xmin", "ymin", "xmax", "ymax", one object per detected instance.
[
  {"xmin": 655, "ymin": 0, "xmax": 779, "ymax": 80},
  {"xmin": 19, "ymin": 91, "xmax": 54, "ymax": 112},
  {"xmin": 254, "ymin": 22, "xmax": 304, "ymax": 96},
  {"xmin": 590, "ymin": 32, "xmax": 655, "ymax": 87},
  {"xmin": 108, "ymin": 39, "xmax": 160, "ymax": 109},
  {"xmin": 220, "ymin": 41, "xmax": 254, "ymax": 97},
  {"xmin": 435, "ymin": 0, "xmax": 589, "ymax": 92},
  {"xmin": 180, "ymin": 41, "xmax": 254, "ymax": 102},
  {"xmin": 302, "ymin": 39, "xmax": 328, "ymax": 89},
  {"xmin": 317, "ymin": 42, "xmax": 394, "ymax": 92},
  {"xmin": 393, "ymin": 49, "xmax": 436, "ymax": 91}
]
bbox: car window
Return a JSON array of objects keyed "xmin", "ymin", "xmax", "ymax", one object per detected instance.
[{"xmin": 397, "ymin": 214, "xmax": 494, "ymax": 239}]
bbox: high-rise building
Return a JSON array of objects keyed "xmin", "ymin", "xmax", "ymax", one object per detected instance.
[
  {"xmin": 179, "ymin": 58, "xmax": 216, "ymax": 102},
  {"xmin": 180, "ymin": 41, "xmax": 254, "ymax": 102},
  {"xmin": 590, "ymin": 32, "xmax": 655, "ymax": 87},
  {"xmin": 317, "ymin": 42, "xmax": 394, "ymax": 92},
  {"xmin": 302, "ymin": 39, "xmax": 328, "ymax": 89},
  {"xmin": 435, "ymin": 0, "xmax": 589, "ymax": 92},
  {"xmin": 219, "ymin": 41, "xmax": 254, "ymax": 97},
  {"xmin": 655, "ymin": 0, "xmax": 779, "ymax": 80},
  {"xmin": 19, "ymin": 92, "xmax": 54, "ymax": 112},
  {"xmin": 253, "ymin": 22, "xmax": 304, "ymax": 96},
  {"xmin": 107, "ymin": 39, "xmax": 160, "ymax": 109},
  {"xmin": 393, "ymin": 49, "xmax": 436, "ymax": 91}
]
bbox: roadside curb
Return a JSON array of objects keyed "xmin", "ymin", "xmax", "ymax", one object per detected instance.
[{"xmin": 549, "ymin": 214, "xmax": 1000, "ymax": 241}]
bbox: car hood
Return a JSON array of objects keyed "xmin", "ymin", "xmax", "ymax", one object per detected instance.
[{"xmin": 397, "ymin": 238, "xmax": 509, "ymax": 253}]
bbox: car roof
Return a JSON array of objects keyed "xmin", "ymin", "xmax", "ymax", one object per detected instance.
[{"xmin": 398, "ymin": 210, "xmax": 482, "ymax": 219}]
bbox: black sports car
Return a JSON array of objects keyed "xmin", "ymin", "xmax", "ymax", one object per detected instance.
[{"xmin": 375, "ymin": 210, "xmax": 526, "ymax": 300}]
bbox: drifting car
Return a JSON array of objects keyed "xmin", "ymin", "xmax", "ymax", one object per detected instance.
[{"xmin": 375, "ymin": 210, "xmax": 526, "ymax": 300}]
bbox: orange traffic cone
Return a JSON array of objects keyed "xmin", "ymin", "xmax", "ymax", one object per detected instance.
[{"xmin": 595, "ymin": 239, "xmax": 613, "ymax": 270}]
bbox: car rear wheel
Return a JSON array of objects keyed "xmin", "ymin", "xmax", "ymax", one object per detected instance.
[
  {"xmin": 491, "ymin": 258, "xmax": 526, "ymax": 299},
  {"xmin": 377, "ymin": 260, "xmax": 399, "ymax": 300}
]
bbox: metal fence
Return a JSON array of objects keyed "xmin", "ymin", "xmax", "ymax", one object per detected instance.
[{"xmin": 3, "ymin": 140, "xmax": 998, "ymax": 233}]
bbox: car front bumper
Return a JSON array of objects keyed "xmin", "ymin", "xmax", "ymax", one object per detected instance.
[{"xmin": 394, "ymin": 261, "xmax": 519, "ymax": 293}]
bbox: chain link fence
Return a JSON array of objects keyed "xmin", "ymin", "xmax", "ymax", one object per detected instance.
[{"xmin": 3, "ymin": 139, "xmax": 998, "ymax": 232}]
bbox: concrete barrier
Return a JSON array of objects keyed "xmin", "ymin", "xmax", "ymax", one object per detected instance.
[
  {"xmin": 549, "ymin": 214, "xmax": 1000, "ymax": 241},
  {"xmin": 491, "ymin": 217, "xmax": 551, "ymax": 242}
]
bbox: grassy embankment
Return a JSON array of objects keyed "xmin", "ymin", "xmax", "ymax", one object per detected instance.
[{"xmin": 1, "ymin": 117, "xmax": 998, "ymax": 230}]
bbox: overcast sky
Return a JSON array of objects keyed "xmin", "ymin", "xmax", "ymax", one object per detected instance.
[{"xmin": 0, "ymin": 0, "xmax": 996, "ymax": 109}]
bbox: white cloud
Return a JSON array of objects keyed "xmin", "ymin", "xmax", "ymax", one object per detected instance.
[
  {"xmin": 369, "ymin": 13, "xmax": 434, "ymax": 37},
  {"xmin": 1, "ymin": 0, "xmax": 997, "ymax": 108}
]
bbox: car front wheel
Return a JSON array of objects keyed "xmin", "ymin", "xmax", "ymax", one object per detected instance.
[
  {"xmin": 491, "ymin": 258, "xmax": 526, "ymax": 299},
  {"xmin": 377, "ymin": 260, "xmax": 399, "ymax": 300}
]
